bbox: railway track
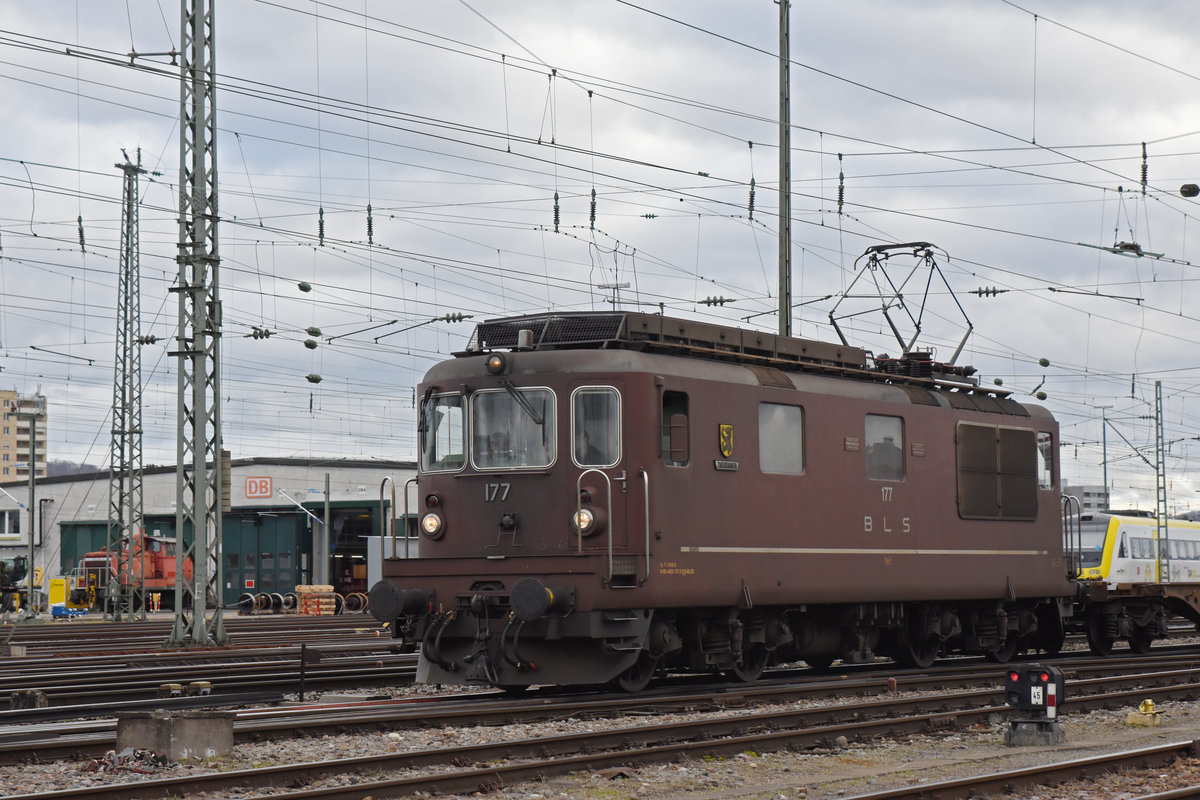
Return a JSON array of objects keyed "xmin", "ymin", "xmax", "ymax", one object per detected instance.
[
  {"xmin": 0, "ymin": 613, "xmax": 415, "ymax": 709},
  {"xmin": 0, "ymin": 644, "xmax": 416, "ymax": 708},
  {"xmin": 7, "ymin": 670, "xmax": 1200, "ymax": 799},
  {"xmin": 839, "ymin": 740, "xmax": 1200, "ymax": 800},
  {"xmin": 6, "ymin": 648, "xmax": 1200, "ymax": 752},
  {"xmin": 7, "ymin": 654, "xmax": 1200, "ymax": 797},
  {"xmin": 0, "ymin": 613, "xmax": 384, "ymax": 654},
  {"xmin": 4, "ymin": 617, "xmax": 1200, "ymax": 797}
]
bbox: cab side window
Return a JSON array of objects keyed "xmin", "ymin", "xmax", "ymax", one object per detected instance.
[
  {"xmin": 865, "ymin": 414, "xmax": 904, "ymax": 481},
  {"xmin": 759, "ymin": 403, "xmax": 804, "ymax": 475},
  {"xmin": 572, "ymin": 387, "xmax": 620, "ymax": 467},
  {"xmin": 662, "ymin": 391, "xmax": 689, "ymax": 466},
  {"xmin": 1036, "ymin": 432, "xmax": 1054, "ymax": 489}
]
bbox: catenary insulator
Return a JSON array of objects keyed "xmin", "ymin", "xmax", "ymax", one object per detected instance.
[{"xmin": 1141, "ymin": 142, "xmax": 1148, "ymax": 195}]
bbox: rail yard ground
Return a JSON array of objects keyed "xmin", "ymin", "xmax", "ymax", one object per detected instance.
[
  {"xmin": 7, "ymin": 672, "xmax": 1200, "ymax": 798},
  {"xmin": 5, "ymin": 612, "xmax": 1200, "ymax": 798}
]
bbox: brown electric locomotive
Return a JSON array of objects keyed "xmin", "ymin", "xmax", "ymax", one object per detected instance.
[{"xmin": 369, "ymin": 310, "xmax": 1075, "ymax": 690}]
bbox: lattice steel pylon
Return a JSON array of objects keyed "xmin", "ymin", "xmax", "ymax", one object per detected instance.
[
  {"xmin": 167, "ymin": 0, "xmax": 228, "ymax": 647},
  {"xmin": 1155, "ymin": 380, "xmax": 1170, "ymax": 584},
  {"xmin": 108, "ymin": 153, "xmax": 147, "ymax": 622}
]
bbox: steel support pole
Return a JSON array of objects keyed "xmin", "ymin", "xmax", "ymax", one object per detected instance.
[
  {"xmin": 167, "ymin": 0, "xmax": 227, "ymax": 646},
  {"xmin": 109, "ymin": 156, "xmax": 147, "ymax": 622},
  {"xmin": 777, "ymin": 0, "xmax": 792, "ymax": 338}
]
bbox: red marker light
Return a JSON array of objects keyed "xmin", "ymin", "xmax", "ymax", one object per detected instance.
[
  {"xmin": 1040, "ymin": 672, "xmax": 1049, "ymax": 682},
  {"xmin": 1009, "ymin": 672, "xmax": 1019, "ymax": 682}
]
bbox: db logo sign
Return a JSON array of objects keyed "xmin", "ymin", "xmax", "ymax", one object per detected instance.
[{"xmin": 245, "ymin": 476, "xmax": 273, "ymax": 499}]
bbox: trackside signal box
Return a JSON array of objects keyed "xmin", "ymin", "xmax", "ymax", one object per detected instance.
[{"xmin": 1004, "ymin": 664, "xmax": 1066, "ymax": 746}]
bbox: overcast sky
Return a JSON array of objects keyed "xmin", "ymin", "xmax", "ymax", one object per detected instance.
[{"xmin": 1, "ymin": 1, "xmax": 1199, "ymax": 509}]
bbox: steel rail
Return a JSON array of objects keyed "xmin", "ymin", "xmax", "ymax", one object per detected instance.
[
  {"xmin": 9, "ymin": 654, "xmax": 1200, "ymax": 762},
  {"xmin": 9, "ymin": 661, "xmax": 1200, "ymax": 789},
  {"xmin": 839, "ymin": 740, "xmax": 1200, "ymax": 800},
  {"xmin": 8, "ymin": 704, "xmax": 1200, "ymax": 800}
]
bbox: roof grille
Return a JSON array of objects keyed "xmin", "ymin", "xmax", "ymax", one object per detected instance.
[
  {"xmin": 746, "ymin": 365, "xmax": 795, "ymax": 389},
  {"xmin": 469, "ymin": 313, "xmax": 626, "ymax": 351}
]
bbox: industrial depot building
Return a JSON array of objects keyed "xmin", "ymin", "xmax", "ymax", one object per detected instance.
[{"xmin": 0, "ymin": 457, "xmax": 416, "ymax": 607}]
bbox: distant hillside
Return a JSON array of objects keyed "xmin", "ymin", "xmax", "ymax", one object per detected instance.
[{"xmin": 46, "ymin": 460, "xmax": 102, "ymax": 478}]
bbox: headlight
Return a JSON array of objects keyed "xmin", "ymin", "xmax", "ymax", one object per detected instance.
[
  {"xmin": 572, "ymin": 508, "xmax": 595, "ymax": 534},
  {"xmin": 421, "ymin": 513, "xmax": 445, "ymax": 538}
]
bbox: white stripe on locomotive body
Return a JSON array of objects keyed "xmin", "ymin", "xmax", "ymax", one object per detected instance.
[
  {"xmin": 681, "ymin": 546, "xmax": 1049, "ymax": 556},
  {"xmin": 1077, "ymin": 513, "xmax": 1200, "ymax": 588}
]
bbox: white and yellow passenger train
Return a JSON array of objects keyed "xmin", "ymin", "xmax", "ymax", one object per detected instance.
[{"xmin": 1077, "ymin": 512, "xmax": 1200, "ymax": 586}]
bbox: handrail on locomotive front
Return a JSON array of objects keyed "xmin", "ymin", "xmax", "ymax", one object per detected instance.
[
  {"xmin": 1061, "ymin": 493, "xmax": 1082, "ymax": 579},
  {"xmin": 379, "ymin": 476, "xmax": 395, "ymax": 561},
  {"xmin": 573, "ymin": 467, "xmax": 651, "ymax": 586},
  {"xmin": 378, "ymin": 475, "xmax": 416, "ymax": 561},
  {"xmin": 640, "ymin": 468, "xmax": 650, "ymax": 583}
]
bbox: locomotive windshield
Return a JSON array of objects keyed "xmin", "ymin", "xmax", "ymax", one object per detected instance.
[
  {"xmin": 420, "ymin": 393, "xmax": 465, "ymax": 472},
  {"xmin": 472, "ymin": 388, "xmax": 555, "ymax": 469}
]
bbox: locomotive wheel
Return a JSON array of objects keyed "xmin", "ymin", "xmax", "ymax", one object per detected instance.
[
  {"xmin": 613, "ymin": 651, "xmax": 658, "ymax": 692},
  {"xmin": 1085, "ymin": 617, "xmax": 1116, "ymax": 657},
  {"xmin": 985, "ymin": 634, "xmax": 1025, "ymax": 664},
  {"xmin": 896, "ymin": 634, "xmax": 939, "ymax": 669},
  {"xmin": 1033, "ymin": 606, "xmax": 1066, "ymax": 656},
  {"xmin": 1128, "ymin": 626, "xmax": 1155, "ymax": 654},
  {"xmin": 726, "ymin": 644, "xmax": 769, "ymax": 683}
]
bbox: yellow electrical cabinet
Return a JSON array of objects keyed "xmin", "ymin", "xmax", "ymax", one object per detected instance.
[{"xmin": 48, "ymin": 577, "xmax": 67, "ymax": 606}]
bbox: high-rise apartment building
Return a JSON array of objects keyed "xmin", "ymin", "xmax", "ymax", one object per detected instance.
[
  {"xmin": 0, "ymin": 389, "xmax": 47, "ymax": 480},
  {"xmin": 1062, "ymin": 482, "xmax": 1109, "ymax": 515}
]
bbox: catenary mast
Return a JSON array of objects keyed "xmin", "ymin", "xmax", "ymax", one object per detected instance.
[
  {"xmin": 108, "ymin": 153, "xmax": 147, "ymax": 622},
  {"xmin": 167, "ymin": 0, "xmax": 228, "ymax": 646},
  {"xmin": 777, "ymin": 0, "xmax": 792, "ymax": 337}
]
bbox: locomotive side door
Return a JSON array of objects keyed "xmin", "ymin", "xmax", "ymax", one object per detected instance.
[{"xmin": 570, "ymin": 384, "xmax": 637, "ymax": 579}]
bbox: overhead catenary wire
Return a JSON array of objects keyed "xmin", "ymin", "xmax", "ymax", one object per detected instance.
[{"xmin": 1, "ymin": 3, "xmax": 1197, "ymax": 496}]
